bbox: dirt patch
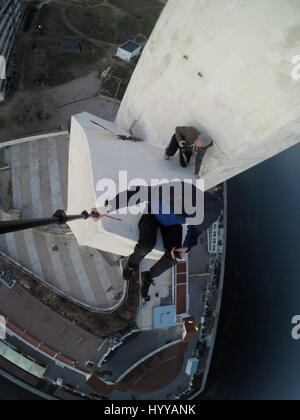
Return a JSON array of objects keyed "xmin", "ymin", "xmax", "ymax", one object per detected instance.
[
  {"xmin": 1, "ymin": 0, "xmax": 162, "ymax": 135},
  {"xmin": 29, "ymin": 41, "xmax": 103, "ymax": 89},
  {"xmin": 0, "ymin": 72, "xmax": 106, "ymax": 139},
  {"xmin": 26, "ymin": 2, "xmax": 107, "ymax": 90},
  {"xmin": 39, "ymin": 3, "xmax": 75, "ymax": 38}
]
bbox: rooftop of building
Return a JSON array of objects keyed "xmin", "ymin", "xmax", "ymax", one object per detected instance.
[
  {"xmin": 119, "ymin": 41, "xmax": 141, "ymax": 53},
  {"xmin": 0, "ymin": 131, "xmax": 125, "ymax": 311}
]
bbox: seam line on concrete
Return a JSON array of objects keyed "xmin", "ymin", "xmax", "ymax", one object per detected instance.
[
  {"xmin": 66, "ymin": 241, "xmax": 98, "ymax": 307},
  {"xmin": 44, "ymin": 234, "xmax": 72, "ymax": 295},
  {"xmin": 11, "ymin": 144, "xmax": 22, "ymax": 210},
  {"xmin": 1, "ymin": 214, "xmax": 19, "ymax": 261},
  {"xmin": 29, "ymin": 142, "xmax": 43, "ymax": 218},
  {"xmin": 0, "ymin": 131, "xmax": 69, "ymax": 149},
  {"xmin": 23, "ymin": 230, "xmax": 44, "ymax": 279},
  {"xmin": 47, "ymin": 138, "xmax": 64, "ymax": 213}
]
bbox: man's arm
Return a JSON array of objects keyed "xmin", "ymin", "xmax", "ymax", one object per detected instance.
[
  {"xmin": 92, "ymin": 186, "xmax": 150, "ymax": 221},
  {"xmin": 175, "ymin": 126, "xmax": 186, "ymax": 143},
  {"xmin": 183, "ymin": 225, "xmax": 203, "ymax": 251},
  {"xmin": 180, "ymin": 192, "xmax": 222, "ymax": 249},
  {"xmin": 195, "ymin": 148, "xmax": 207, "ymax": 177},
  {"xmin": 108, "ymin": 186, "xmax": 151, "ymax": 212}
]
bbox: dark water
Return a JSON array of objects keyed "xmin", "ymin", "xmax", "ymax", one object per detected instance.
[
  {"xmin": 0, "ymin": 142, "xmax": 299, "ymax": 400},
  {"xmin": 201, "ymin": 142, "xmax": 300, "ymax": 400}
]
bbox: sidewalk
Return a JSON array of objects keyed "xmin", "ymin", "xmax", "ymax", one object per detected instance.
[{"xmin": 0, "ymin": 282, "xmax": 108, "ymax": 373}]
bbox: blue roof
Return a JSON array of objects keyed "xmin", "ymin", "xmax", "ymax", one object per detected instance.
[
  {"xmin": 119, "ymin": 40, "xmax": 141, "ymax": 53},
  {"xmin": 154, "ymin": 305, "xmax": 176, "ymax": 329}
]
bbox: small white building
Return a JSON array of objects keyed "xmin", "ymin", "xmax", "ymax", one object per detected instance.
[
  {"xmin": 116, "ymin": 40, "xmax": 142, "ymax": 63},
  {"xmin": 185, "ymin": 357, "xmax": 199, "ymax": 376}
]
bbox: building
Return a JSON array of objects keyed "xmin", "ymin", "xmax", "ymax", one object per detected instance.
[
  {"xmin": 207, "ymin": 222, "xmax": 219, "ymax": 254},
  {"xmin": 116, "ymin": 40, "xmax": 141, "ymax": 63},
  {"xmin": 0, "ymin": 0, "xmax": 24, "ymax": 101},
  {"xmin": 185, "ymin": 358, "xmax": 199, "ymax": 376}
]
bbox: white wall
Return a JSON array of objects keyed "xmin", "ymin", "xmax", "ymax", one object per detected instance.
[{"xmin": 116, "ymin": 0, "xmax": 300, "ymax": 189}]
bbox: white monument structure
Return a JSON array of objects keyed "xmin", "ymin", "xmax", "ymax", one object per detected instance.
[
  {"xmin": 67, "ymin": 112, "xmax": 191, "ymax": 257},
  {"xmin": 67, "ymin": 0, "xmax": 300, "ymax": 255},
  {"xmin": 117, "ymin": 0, "xmax": 300, "ymax": 190}
]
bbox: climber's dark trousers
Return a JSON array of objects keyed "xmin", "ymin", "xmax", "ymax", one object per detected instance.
[
  {"xmin": 165, "ymin": 134, "xmax": 193, "ymax": 165},
  {"xmin": 128, "ymin": 214, "xmax": 183, "ymax": 279}
]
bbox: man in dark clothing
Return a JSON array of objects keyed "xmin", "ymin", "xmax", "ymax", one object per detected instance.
[
  {"xmin": 165, "ymin": 126, "xmax": 213, "ymax": 179},
  {"xmin": 129, "ymin": 212, "xmax": 183, "ymax": 285},
  {"xmin": 92, "ymin": 182, "xmax": 222, "ymax": 299}
]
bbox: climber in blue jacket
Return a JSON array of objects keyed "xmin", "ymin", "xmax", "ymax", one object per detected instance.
[{"xmin": 92, "ymin": 181, "xmax": 222, "ymax": 299}]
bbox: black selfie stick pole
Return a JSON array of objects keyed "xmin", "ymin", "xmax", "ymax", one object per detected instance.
[{"xmin": 0, "ymin": 209, "xmax": 95, "ymax": 235}]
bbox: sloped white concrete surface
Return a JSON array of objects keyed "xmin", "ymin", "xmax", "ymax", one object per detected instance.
[
  {"xmin": 67, "ymin": 112, "xmax": 194, "ymax": 258},
  {"xmin": 117, "ymin": 0, "xmax": 300, "ymax": 189}
]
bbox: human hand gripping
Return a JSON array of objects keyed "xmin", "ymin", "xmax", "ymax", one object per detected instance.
[
  {"xmin": 171, "ymin": 247, "xmax": 189, "ymax": 260},
  {"xmin": 91, "ymin": 204, "xmax": 112, "ymax": 222}
]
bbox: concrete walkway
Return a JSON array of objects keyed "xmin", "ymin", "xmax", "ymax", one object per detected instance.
[{"xmin": 0, "ymin": 283, "xmax": 108, "ymax": 372}]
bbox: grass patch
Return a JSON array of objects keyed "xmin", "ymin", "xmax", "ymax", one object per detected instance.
[
  {"xmin": 31, "ymin": 41, "xmax": 105, "ymax": 88},
  {"xmin": 66, "ymin": 0, "xmax": 163, "ymax": 43},
  {"xmin": 45, "ymin": 62, "xmax": 74, "ymax": 87},
  {"xmin": 39, "ymin": 3, "xmax": 74, "ymax": 37},
  {"xmin": 109, "ymin": 0, "xmax": 163, "ymax": 37},
  {"xmin": 66, "ymin": 5, "xmax": 125, "ymax": 43},
  {"xmin": 109, "ymin": 0, "xmax": 163, "ymax": 16}
]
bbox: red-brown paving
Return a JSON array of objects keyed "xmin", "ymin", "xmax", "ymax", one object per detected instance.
[{"xmin": 176, "ymin": 284, "xmax": 186, "ymax": 314}]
